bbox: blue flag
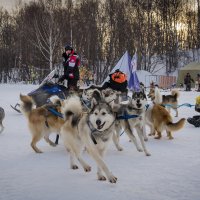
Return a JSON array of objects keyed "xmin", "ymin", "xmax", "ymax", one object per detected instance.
[{"xmin": 128, "ymin": 53, "xmax": 140, "ymax": 91}]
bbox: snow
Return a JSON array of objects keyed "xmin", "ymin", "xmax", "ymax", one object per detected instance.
[{"xmin": 0, "ymin": 84, "xmax": 200, "ymax": 200}]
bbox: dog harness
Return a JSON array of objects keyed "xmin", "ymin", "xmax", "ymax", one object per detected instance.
[
  {"xmin": 44, "ymin": 107, "xmax": 63, "ymax": 128},
  {"xmin": 86, "ymin": 119, "xmax": 115, "ymax": 145}
]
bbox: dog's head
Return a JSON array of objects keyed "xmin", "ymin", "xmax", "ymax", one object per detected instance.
[
  {"xmin": 102, "ymin": 88, "xmax": 120, "ymax": 104},
  {"xmin": 130, "ymin": 91, "xmax": 147, "ymax": 109},
  {"xmin": 82, "ymin": 88, "xmax": 100, "ymax": 102},
  {"xmin": 147, "ymin": 88, "xmax": 155, "ymax": 100},
  {"xmin": 89, "ymin": 100, "xmax": 115, "ymax": 132}
]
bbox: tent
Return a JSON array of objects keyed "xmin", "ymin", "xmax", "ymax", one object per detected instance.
[
  {"xmin": 102, "ymin": 51, "xmax": 140, "ymax": 91},
  {"xmin": 177, "ymin": 62, "xmax": 200, "ymax": 86}
]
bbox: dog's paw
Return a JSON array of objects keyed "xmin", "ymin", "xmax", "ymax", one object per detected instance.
[
  {"xmin": 137, "ymin": 148, "xmax": 143, "ymax": 152},
  {"xmin": 168, "ymin": 136, "xmax": 174, "ymax": 140},
  {"xmin": 145, "ymin": 152, "xmax": 151, "ymax": 156},
  {"xmin": 117, "ymin": 146, "xmax": 123, "ymax": 151},
  {"xmin": 144, "ymin": 137, "xmax": 148, "ymax": 142},
  {"xmin": 108, "ymin": 175, "xmax": 117, "ymax": 183},
  {"xmin": 71, "ymin": 165, "xmax": 79, "ymax": 170},
  {"xmin": 98, "ymin": 175, "xmax": 107, "ymax": 181},
  {"xmin": 154, "ymin": 136, "xmax": 161, "ymax": 139},
  {"xmin": 84, "ymin": 165, "xmax": 91, "ymax": 172},
  {"xmin": 50, "ymin": 143, "xmax": 57, "ymax": 147}
]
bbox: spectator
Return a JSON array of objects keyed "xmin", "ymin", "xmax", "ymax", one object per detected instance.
[{"xmin": 184, "ymin": 72, "xmax": 194, "ymax": 91}]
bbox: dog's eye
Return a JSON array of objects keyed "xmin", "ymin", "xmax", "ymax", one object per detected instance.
[
  {"xmin": 94, "ymin": 112, "xmax": 98, "ymax": 115},
  {"xmin": 102, "ymin": 112, "xmax": 106, "ymax": 115}
]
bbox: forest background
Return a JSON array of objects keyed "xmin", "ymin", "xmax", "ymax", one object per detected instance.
[{"xmin": 0, "ymin": 0, "xmax": 199, "ymax": 84}]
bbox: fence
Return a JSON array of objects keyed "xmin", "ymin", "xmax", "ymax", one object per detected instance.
[{"xmin": 145, "ymin": 75, "xmax": 176, "ymax": 89}]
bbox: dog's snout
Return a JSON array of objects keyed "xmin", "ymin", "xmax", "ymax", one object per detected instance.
[
  {"xmin": 96, "ymin": 119, "xmax": 101, "ymax": 126},
  {"xmin": 136, "ymin": 99, "xmax": 140, "ymax": 103}
]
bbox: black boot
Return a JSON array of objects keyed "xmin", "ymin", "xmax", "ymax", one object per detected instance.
[
  {"xmin": 193, "ymin": 115, "xmax": 200, "ymax": 120},
  {"xmin": 187, "ymin": 118, "xmax": 200, "ymax": 127},
  {"xmin": 193, "ymin": 119, "xmax": 200, "ymax": 127}
]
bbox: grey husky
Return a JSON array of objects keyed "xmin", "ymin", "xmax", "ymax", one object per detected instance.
[
  {"xmin": 102, "ymin": 88, "xmax": 150, "ymax": 156},
  {"xmin": 60, "ymin": 95, "xmax": 118, "ymax": 183},
  {"xmin": 0, "ymin": 107, "xmax": 5, "ymax": 133}
]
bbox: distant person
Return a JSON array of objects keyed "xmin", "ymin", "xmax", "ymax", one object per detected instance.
[
  {"xmin": 195, "ymin": 74, "xmax": 200, "ymax": 92},
  {"xmin": 184, "ymin": 72, "xmax": 194, "ymax": 91},
  {"xmin": 58, "ymin": 44, "xmax": 80, "ymax": 90}
]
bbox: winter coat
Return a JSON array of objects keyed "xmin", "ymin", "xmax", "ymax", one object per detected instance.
[{"xmin": 59, "ymin": 51, "xmax": 80, "ymax": 82}]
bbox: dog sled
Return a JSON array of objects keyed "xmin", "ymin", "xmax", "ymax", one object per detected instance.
[{"xmin": 11, "ymin": 81, "xmax": 68, "ymax": 113}]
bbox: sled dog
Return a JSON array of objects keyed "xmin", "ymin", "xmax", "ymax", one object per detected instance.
[
  {"xmin": 146, "ymin": 87, "xmax": 185, "ymax": 139},
  {"xmin": 60, "ymin": 95, "xmax": 117, "ymax": 183},
  {"xmin": 101, "ymin": 88, "xmax": 150, "ymax": 156},
  {"xmin": 148, "ymin": 87, "xmax": 180, "ymax": 117},
  {"xmin": 20, "ymin": 94, "xmax": 64, "ymax": 153},
  {"xmin": 0, "ymin": 107, "xmax": 5, "ymax": 133}
]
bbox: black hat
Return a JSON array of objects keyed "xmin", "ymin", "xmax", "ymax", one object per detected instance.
[{"xmin": 65, "ymin": 44, "xmax": 73, "ymax": 51}]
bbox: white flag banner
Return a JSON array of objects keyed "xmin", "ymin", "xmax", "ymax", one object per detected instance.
[{"xmin": 131, "ymin": 53, "xmax": 137, "ymax": 72}]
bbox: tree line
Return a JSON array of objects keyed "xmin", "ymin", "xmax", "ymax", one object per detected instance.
[{"xmin": 0, "ymin": 0, "xmax": 199, "ymax": 84}]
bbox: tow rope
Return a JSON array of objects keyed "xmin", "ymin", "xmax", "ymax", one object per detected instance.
[
  {"xmin": 47, "ymin": 107, "xmax": 63, "ymax": 118},
  {"xmin": 163, "ymin": 103, "xmax": 195, "ymax": 108},
  {"xmin": 116, "ymin": 114, "xmax": 139, "ymax": 120}
]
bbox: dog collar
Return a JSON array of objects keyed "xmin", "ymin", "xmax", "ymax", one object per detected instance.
[{"xmin": 86, "ymin": 119, "xmax": 115, "ymax": 145}]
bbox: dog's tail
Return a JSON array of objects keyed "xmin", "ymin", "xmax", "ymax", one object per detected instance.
[
  {"xmin": 61, "ymin": 95, "xmax": 82, "ymax": 127},
  {"xmin": 154, "ymin": 87, "xmax": 162, "ymax": 104},
  {"xmin": 166, "ymin": 118, "xmax": 186, "ymax": 132},
  {"xmin": 171, "ymin": 89, "xmax": 180, "ymax": 99},
  {"xmin": 19, "ymin": 94, "xmax": 34, "ymax": 117}
]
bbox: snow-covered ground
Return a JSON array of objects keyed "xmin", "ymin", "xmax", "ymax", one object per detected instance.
[{"xmin": 0, "ymin": 84, "xmax": 200, "ymax": 200}]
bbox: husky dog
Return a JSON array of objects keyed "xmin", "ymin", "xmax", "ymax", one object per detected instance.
[
  {"xmin": 0, "ymin": 107, "xmax": 5, "ymax": 133},
  {"xmin": 114, "ymin": 91, "xmax": 150, "ymax": 156},
  {"xmin": 60, "ymin": 95, "xmax": 117, "ymax": 183},
  {"xmin": 20, "ymin": 94, "xmax": 64, "ymax": 153},
  {"xmin": 148, "ymin": 86, "xmax": 180, "ymax": 117},
  {"xmin": 101, "ymin": 88, "xmax": 150, "ymax": 156},
  {"xmin": 146, "ymin": 87, "xmax": 185, "ymax": 139}
]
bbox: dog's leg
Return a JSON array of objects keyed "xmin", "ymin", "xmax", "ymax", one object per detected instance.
[
  {"xmin": 97, "ymin": 149, "xmax": 107, "ymax": 181},
  {"xmin": 70, "ymin": 152, "xmax": 79, "ymax": 169},
  {"xmin": 135, "ymin": 125, "xmax": 151, "ymax": 156},
  {"xmin": 125, "ymin": 122, "xmax": 143, "ymax": 152},
  {"xmin": 148, "ymin": 123, "xmax": 155, "ymax": 136},
  {"xmin": 0, "ymin": 123, "xmax": 4, "ymax": 133},
  {"xmin": 173, "ymin": 107, "xmax": 178, "ymax": 117},
  {"xmin": 44, "ymin": 134, "xmax": 56, "ymax": 147},
  {"xmin": 154, "ymin": 127, "xmax": 162, "ymax": 139},
  {"xmin": 112, "ymin": 123, "xmax": 123, "ymax": 151},
  {"xmin": 142, "ymin": 122, "xmax": 148, "ymax": 141},
  {"xmin": 62, "ymin": 133, "xmax": 91, "ymax": 172},
  {"xmin": 81, "ymin": 128, "xmax": 117, "ymax": 183},
  {"xmin": 31, "ymin": 133, "xmax": 43, "ymax": 153},
  {"xmin": 167, "ymin": 131, "xmax": 174, "ymax": 140}
]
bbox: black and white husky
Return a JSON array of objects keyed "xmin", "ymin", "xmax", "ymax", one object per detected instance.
[
  {"xmin": 60, "ymin": 95, "xmax": 118, "ymax": 183},
  {"xmin": 0, "ymin": 107, "xmax": 5, "ymax": 133}
]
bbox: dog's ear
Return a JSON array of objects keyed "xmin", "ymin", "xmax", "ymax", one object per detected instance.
[{"xmin": 91, "ymin": 97, "xmax": 98, "ymax": 109}]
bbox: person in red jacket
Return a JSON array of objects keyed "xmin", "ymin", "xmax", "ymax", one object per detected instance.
[{"xmin": 58, "ymin": 45, "xmax": 80, "ymax": 90}]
